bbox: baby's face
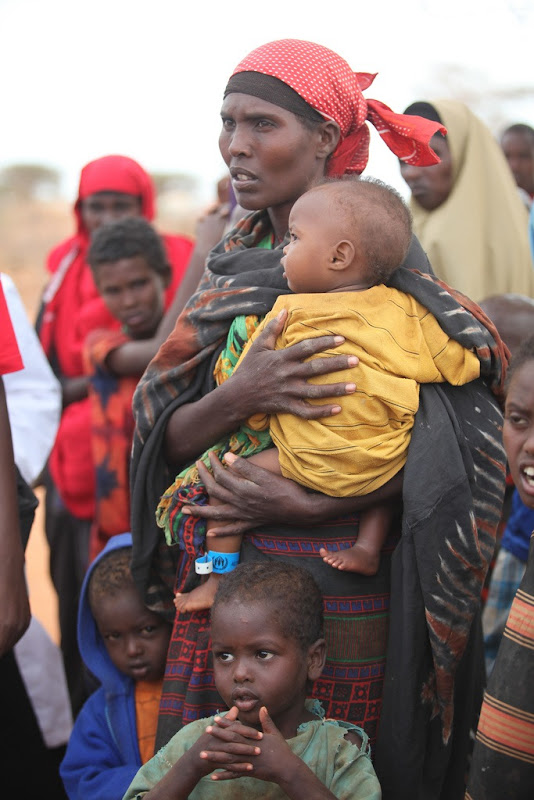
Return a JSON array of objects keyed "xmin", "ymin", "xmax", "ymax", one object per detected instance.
[{"xmin": 281, "ymin": 189, "xmax": 345, "ymax": 294}]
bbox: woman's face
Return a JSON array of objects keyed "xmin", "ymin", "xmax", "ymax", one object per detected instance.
[
  {"xmin": 81, "ymin": 191, "xmax": 142, "ymax": 234},
  {"xmin": 399, "ymin": 134, "xmax": 454, "ymax": 211},
  {"xmin": 219, "ymin": 93, "xmax": 333, "ymax": 232}
]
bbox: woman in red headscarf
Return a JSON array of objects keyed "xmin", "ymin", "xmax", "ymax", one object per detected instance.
[
  {"xmin": 38, "ymin": 154, "xmax": 194, "ymax": 717},
  {"xmin": 129, "ymin": 41, "xmax": 507, "ymax": 798}
]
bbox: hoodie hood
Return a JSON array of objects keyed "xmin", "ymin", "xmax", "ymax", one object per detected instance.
[{"xmin": 78, "ymin": 532, "xmax": 134, "ymax": 693}]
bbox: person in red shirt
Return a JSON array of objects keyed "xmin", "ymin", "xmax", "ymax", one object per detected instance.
[
  {"xmin": 83, "ymin": 217, "xmax": 173, "ymax": 562},
  {"xmin": 37, "ymin": 154, "xmax": 194, "ymax": 717}
]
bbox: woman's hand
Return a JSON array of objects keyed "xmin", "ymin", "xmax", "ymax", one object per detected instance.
[
  {"xmin": 227, "ymin": 309, "xmax": 358, "ymax": 421},
  {"xmin": 164, "ymin": 309, "xmax": 359, "ymax": 467},
  {"xmin": 183, "ymin": 451, "xmax": 403, "ymax": 537},
  {"xmin": 182, "ymin": 451, "xmax": 318, "ymax": 535}
]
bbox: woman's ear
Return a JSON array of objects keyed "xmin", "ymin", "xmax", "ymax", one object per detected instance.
[
  {"xmin": 329, "ymin": 239, "xmax": 355, "ymax": 271},
  {"xmin": 307, "ymin": 638, "xmax": 327, "ymax": 681},
  {"xmin": 318, "ymin": 121, "xmax": 341, "ymax": 159}
]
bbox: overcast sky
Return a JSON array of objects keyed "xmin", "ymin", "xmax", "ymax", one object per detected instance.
[{"xmin": 1, "ymin": 0, "xmax": 532, "ymax": 203}]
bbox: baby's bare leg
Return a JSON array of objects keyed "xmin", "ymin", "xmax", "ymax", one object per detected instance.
[
  {"xmin": 175, "ymin": 448, "xmax": 281, "ymax": 612},
  {"xmin": 320, "ymin": 505, "xmax": 392, "ymax": 575}
]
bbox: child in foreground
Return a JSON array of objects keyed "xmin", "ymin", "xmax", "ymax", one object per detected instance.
[
  {"xmin": 467, "ymin": 334, "xmax": 534, "ymax": 798},
  {"xmin": 60, "ymin": 534, "xmax": 172, "ymax": 800},
  {"xmin": 123, "ymin": 562, "xmax": 381, "ymax": 799},
  {"xmin": 159, "ymin": 177, "xmax": 480, "ymax": 613}
]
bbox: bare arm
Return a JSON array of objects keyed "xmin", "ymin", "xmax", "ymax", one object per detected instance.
[
  {"xmin": 164, "ymin": 309, "xmax": 358, "ymax": 468},
  {"xmin": 0, "ymin": 378, "xmax": 30, "ymax": 657},
  {"xmin": 61, "ymin": 375, "xmax": 89, "ymax": 406}
]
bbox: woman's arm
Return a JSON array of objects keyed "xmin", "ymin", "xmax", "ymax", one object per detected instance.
[
  {"xmin": 164, "ymin": 309, "xmax": 358, "ymax": 468},
  {"xmin": 183, "ymin": 451, "xmax": 403, "ymax": 536}
]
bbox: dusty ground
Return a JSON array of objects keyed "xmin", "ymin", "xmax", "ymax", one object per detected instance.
[{"xmin": 1, "ymin": 195, "xmax": 198, "ymax": 643}]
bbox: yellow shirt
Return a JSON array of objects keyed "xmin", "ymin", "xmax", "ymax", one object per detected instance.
[{"xmin": 238, "ymin": 287, "xmax": 480, "ymax": 496}]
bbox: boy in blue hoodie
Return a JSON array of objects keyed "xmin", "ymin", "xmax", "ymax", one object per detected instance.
[{"xmin": 60, "ymin": 533, "xmax": 172, "ymax": 800}]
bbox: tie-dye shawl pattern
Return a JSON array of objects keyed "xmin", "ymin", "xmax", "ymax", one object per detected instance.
[
  {"xmin": 130, "ymin": 212, "xmax": 508, "ymax": 784},
  {"xmin": 373, "ymin": 269, "xmax": 508, "ymax": 797}
]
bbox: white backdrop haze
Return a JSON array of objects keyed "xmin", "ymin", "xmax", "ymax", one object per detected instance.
[{"xmin": 1, "ymin": 0, "xmax": 532, "ymax": 205}]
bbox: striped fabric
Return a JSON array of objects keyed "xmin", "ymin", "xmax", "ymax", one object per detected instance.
[
  {"xmin": 483, "ymin": 546, "xmax": 527, "ymax": 676},
  {"xmin": 466, "ymin": 534, "xmax": 534, "ymax": 797}
]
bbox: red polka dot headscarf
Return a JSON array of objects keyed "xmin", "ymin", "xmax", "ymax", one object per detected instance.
[{"xmin": 228, "ymin": 39, "xmax": 446, "ymax": 177}]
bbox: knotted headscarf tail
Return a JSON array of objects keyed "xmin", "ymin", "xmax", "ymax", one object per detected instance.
[{"xmin": 230, "ymin": 39, "xmax": 446, "ymax": 176}]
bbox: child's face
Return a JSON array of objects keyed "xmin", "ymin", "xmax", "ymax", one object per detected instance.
[
  {"xmin": 211, "ymin": 599, "xmax": 320, "ymax": 738},
  {"xmin": 93, "ymin": 584, "xmax": 171, "ymax": 682},
  {"xmin": 281, "ymin": 189, "xmax": 349, "ymax": 294},
  {"xmin": 503, "ymin": 359, "xmax": 534, "ymax": 509},
  {"xmin": 93, "ymin": 255, "xmax": 168, "ymax": 339}
]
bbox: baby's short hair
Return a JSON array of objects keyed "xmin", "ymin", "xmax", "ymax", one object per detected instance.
[
  {"xmin": 88, "ymin": 546, "xmax": 134, "ymax": 612},
  {"xmin": 212, "ymin": 561, "xmax": 324, "ymax": 651},
  {"xmin": 313, "ymin": 176, "xmax": 412, "ymax": 284},
  {"xmin": 88, "ymin": 217, "xmax": 170, "ymax": 278}
]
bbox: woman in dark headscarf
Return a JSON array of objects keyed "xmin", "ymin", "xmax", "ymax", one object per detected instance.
[{"xmin": 130, "ymin": 40, "xmax": 508, "ymax": 798}]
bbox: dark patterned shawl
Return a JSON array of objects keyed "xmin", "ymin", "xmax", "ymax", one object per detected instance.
[
  {"xmin": 130, "ymin": 210, "xmax": 508, "ymax": 793},
  {"xmin": 374, "ymin": 271, "xmax": 508, "ymax": 798}
]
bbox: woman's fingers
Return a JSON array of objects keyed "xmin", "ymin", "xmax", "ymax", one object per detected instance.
[
  {"xmin": 182, "ymin": 451, "xmax": 316, "ymax": 534},
  {"xmin": 195, "ymin": 457, "xmax": 248, "ymax": 507},
  {"xmin": 253, "ymin": 308, "xmax": 288, "ymax": 349}
]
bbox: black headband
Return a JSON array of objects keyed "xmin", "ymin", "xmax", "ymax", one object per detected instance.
[{"xmin": 224, "ymin": 72, "xmax": 324, "ymax": 123}]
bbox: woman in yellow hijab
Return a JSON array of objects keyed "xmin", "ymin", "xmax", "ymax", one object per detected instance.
[{"xmin": 400, "ymin": 100, "xmax": 534, "ymax": 302}]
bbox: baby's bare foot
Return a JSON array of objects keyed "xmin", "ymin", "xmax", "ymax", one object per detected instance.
[
  {"xmin": 174, "ymin": 576, "xmax": 220, "ymax": 613},
  {"xmin": 319, "ymin": 545, "xmax": 380, "ymax": 576}
]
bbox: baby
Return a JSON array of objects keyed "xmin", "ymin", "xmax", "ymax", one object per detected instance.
[{"xmin": 161, "ymin": 177, "xmax": 480, "ymax": 612}]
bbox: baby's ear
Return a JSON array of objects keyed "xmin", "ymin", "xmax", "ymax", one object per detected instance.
[
  {"xmin": 307, "ymin": 638, "xmax": 327, "ymax": 681},
  {"xmin": 330, "ymin": 240, "xmax": 355, "ymax": 271}
]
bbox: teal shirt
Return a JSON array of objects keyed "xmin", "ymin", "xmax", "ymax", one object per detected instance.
[{"xmin": 123, "ymin": 701, "xmax": 381, "ymax": 799}]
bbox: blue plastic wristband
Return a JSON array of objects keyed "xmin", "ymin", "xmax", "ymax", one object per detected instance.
[
  {"xmin": 195, "ymin": 554, "xmax": 213, "ymax": 575},
  {"xmin": 207, "ymin": 550, "xmax": 240, "ymax": 574}
]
